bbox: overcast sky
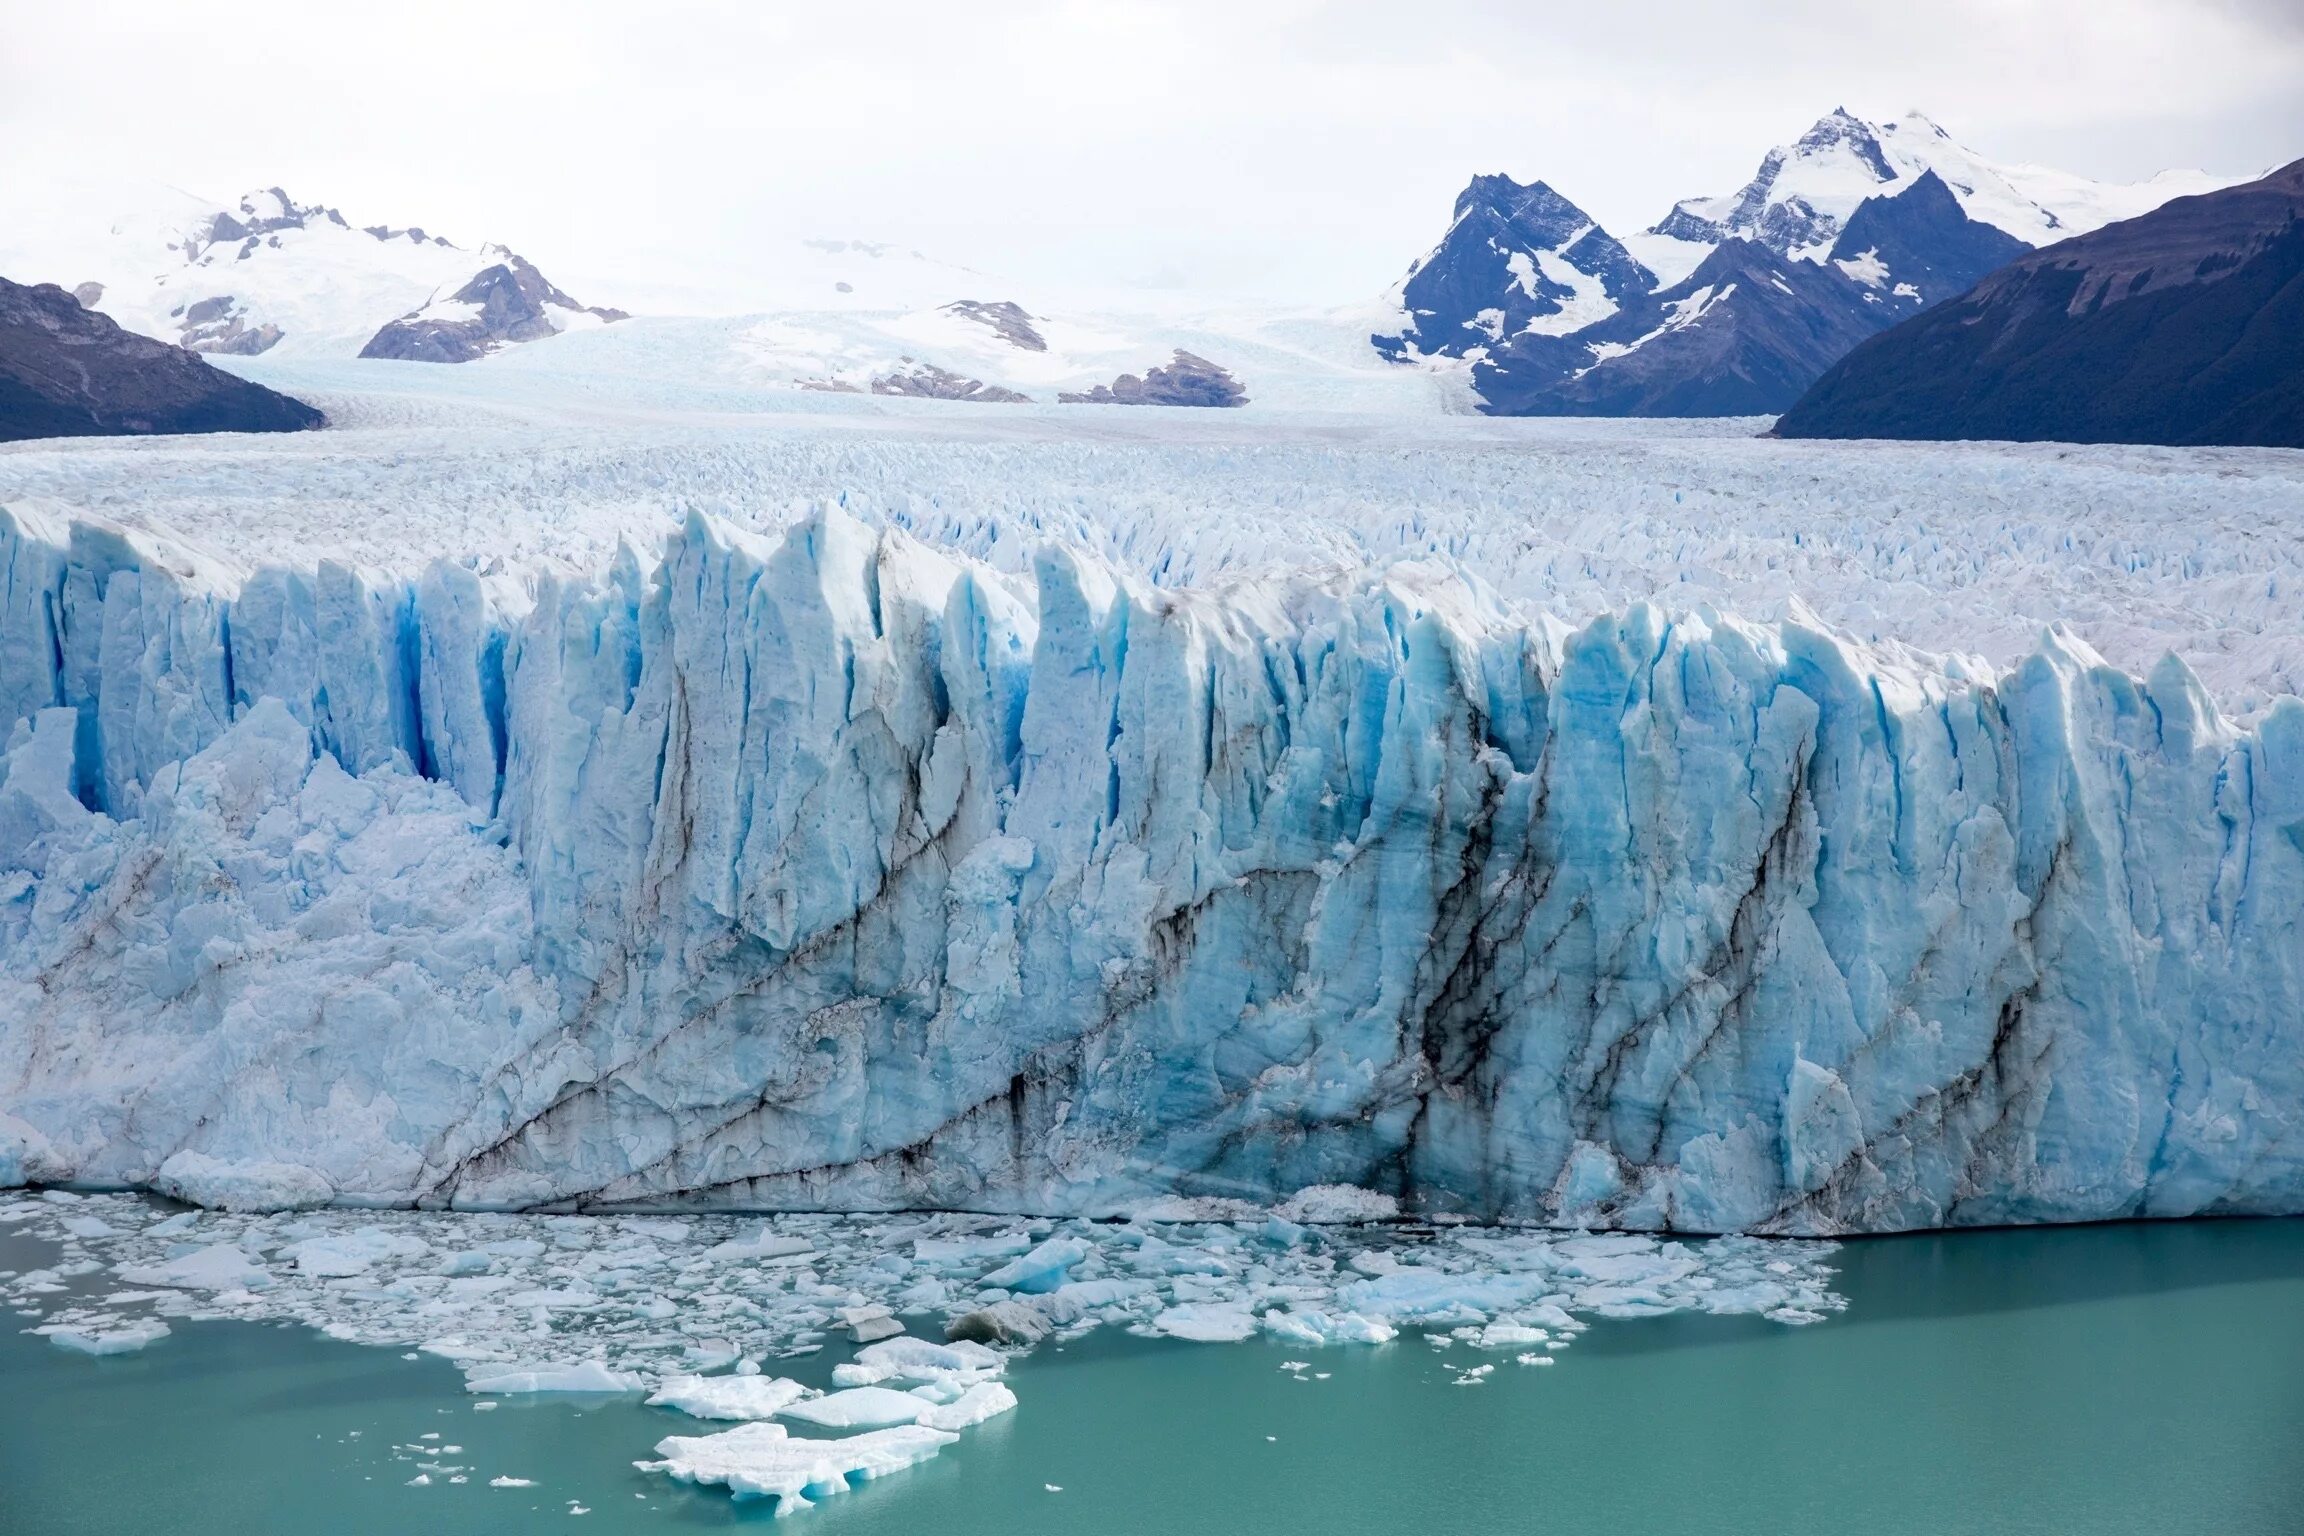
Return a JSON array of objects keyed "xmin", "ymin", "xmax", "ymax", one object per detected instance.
[{"xmin": 5, "ymin": 0, "xmax": 2300, "ymax": 309}]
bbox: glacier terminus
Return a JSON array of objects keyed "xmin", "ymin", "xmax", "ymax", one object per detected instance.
[{"xmin": 3, "ymin": 485, "xmax": 2299, "ymax": 1234}]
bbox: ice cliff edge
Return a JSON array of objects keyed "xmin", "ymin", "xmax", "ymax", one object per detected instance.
[{"xmin": 3, "ymin": 503, "xmax": 2300, "ymax": 1233}]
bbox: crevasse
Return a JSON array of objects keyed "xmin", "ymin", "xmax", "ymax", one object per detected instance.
[{"xmin": 2, "ymin": 502, "xmax": 2299, "ymax": 1233}]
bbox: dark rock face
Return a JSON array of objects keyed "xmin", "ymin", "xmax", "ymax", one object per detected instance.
[
  {"xmin": 1478, "ymin": 240, "xmax": 1886, "ymax": 416},
  {"xmin": 172, "ymin": 294, "xmax": 284, "ymax": 356},
  {"xmin": 1059, "ymin": 350, "xmax": 1246, "ymax": 407},
  {"xmin": 358, "ymin": 255, "xmax": 625, "ymax": 363},
  {"xmin": 1376, "ymin": 175, "xmax": 1651, "ymax": 361},
  {"xmin": 0, "ymin": 275, "xmax": 322, "ymax": 442},
  {"xmin": 1476, "ymin": 172, "xmax": 2038, "ymax": 416},
  {"xmin": 1777, "ymin": 158, "xmax": 2304, "ymax": 447},
  {"xmin": 870, "ymin": 363, "xmax": 1030, "ymax": 403},
  {"xmin": 1824, "ymin": 171, "xmax": 2029, "ymax": 311},
  {"xmin": 942, "ymin": 300, "xmax": 1047, "ymax": 351}
]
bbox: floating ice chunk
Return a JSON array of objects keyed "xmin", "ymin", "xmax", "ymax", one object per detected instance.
[
  {"xmin": 647, "ymin": 1374, "xmax": 814, "ymax": 1421},
  {"xmin": 978, "ymin": 1236, "xmax": 1090, "ymax": 1295},
  {"xmin": 640, "ymin": 1421, "xmax": 957, "ymax": 1509},
  {"xmin": 42, "ymin": 1318, "xmax": 171, "ymax": 1354},
  {"xmin": 777, "ymin": 1386, "xmax": 932, "ymax": 1429},
  {"xmin": 59, "ymin": 1216, "xmax": 119, "ymax": 1239},
  {"xmin": 463, "ymin": 1360, "xmax": 642, "ymax": 1394},
  {"xmin": 280, "ymin": 1227, "xmax": 430, "ymax": 1277},
  {"xmin": 115, "ymin": 1243, "xmax": 273, "ymax": 1292},
  {"xmin": 1261, "ymin": 1308, "xmax": 1399, "ymax": 1345},
  {"xmin": 1335, "ymin": 1267, "xmax": 1539, "ymax": 1322},
  {"xmin": 912, "ymin": 1232, "xmax": 1032, "ymax": 1265},
  {"xmin": 1472, "ymin": 1323, "xmax": 1549, "ymax": 1350},
  {"xmin": 1151, "ymin": 1303, "xmax": 1259, "ymax": 1342},
  {"xmin": 489, "ymin": 1477, "xmax": 535, "ymax": 1488},
  {"xmin": 703, "ymin": 1228, "xmax": 816, "ymax": 1263},
  {"xmin": 1274, "ymin": 1186, "xmax": 1401, "ymax": 1224},
  {"xmin": 844, "ymin": 1335, "xmax": 1004, "ymax": 1397},
  {"xmin": 915, "ymin": 1381, "xmax": 1017, "ymax": 1431},
  {"xmin": 1515, "ymin": 1352, "xmax": 1554, "ymax": 1367},
  {"xmin": 150, "ymin": 1151, "xmax": 333, "ymax": 1213}
]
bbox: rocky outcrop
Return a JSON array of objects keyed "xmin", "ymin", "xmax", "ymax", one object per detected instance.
[
  {"xmin": 1776, "ymin": 158, "xmax": 2304, "ymax": 447},
  {"xmin": 942, "ymin": 300, "xmax": 1046, "ymax": 351},
  {"xmin": 870, "ymin": 363, "xmax": 1030, "ymax": 403},
  {"xmin": 0, "ymin": 275, "xmax": 322, "ymax": 442},
  {"xmin": 1059, "ymin": 350, "xmax": 1246, "ymax": 407},
  {"xmin": 173, "ymin": 295, "xmax": 283, "ymax": 356},
  {"xmin": 358, "ymin": 255, "xmax": 626, "ymax": 364}
]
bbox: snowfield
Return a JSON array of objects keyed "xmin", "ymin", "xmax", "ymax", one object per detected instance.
[
  {"xmin": 4, "ymin": 358, "xmax": 2299, "ymax": 713},
  {"xmin": 3, "ymin": 364, "xmax": 2302, "ymax": 1236}
]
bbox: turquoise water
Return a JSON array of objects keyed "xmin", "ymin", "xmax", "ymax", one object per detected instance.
[{"xmin": 5, "ymin": 1218, "xmax": 2301, "ymax": 1534}]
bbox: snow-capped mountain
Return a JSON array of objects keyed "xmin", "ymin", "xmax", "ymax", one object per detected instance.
[
  {"xmin": 1653, "ymin": 108, "xmax": 2228, "ymax": 260},
  {"xmin": 1374, "ymin": 175, "xmax": 1651, "ymax": 362},
  {"xmin": 0, "ymin": 182, "xmax": 620, "ymax": 363},
  {"xmin": 1380, "ymin": 109, "xmax": 2231, "ymax": 415},
  {"xmin": 1779, "ymin": 156, "xmax": 2304, "ymax": 447}
]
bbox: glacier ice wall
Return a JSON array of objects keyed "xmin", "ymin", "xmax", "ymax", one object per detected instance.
[{"xmin": 3, "ymin": 502, "xmax": 2301, "ymax": 1233}]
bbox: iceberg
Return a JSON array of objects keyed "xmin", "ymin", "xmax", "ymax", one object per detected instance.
[
  {"xmin": 647, "ymin": 1374, "xmax": 816, "ymax": 1421},
  {"xmin": 1, "ymin": 504, "xmax": 2301, "ymax": 1234},
  {"xmin": 638, "ymin": 1421, "xmax": 958, "ymax": 1511}
]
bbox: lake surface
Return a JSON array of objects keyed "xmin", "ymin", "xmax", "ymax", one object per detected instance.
[{"xmin": 5, "ymin": 1217, "xmax": 2300, "ymax": 1534}]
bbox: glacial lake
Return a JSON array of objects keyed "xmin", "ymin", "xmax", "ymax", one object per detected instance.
[{"xmin": 5, "ymin": 1216, "xmax": 2300, "ymax": 1535}]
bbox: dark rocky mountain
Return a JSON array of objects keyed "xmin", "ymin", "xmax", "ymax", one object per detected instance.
[
  {"xmin": 1060, "ymin": 350, "xmax": 1246, "ymax": 407},
  {"xmin": 1375, "ymin": 175, "xmax": 1651, "ymax": 361},
  {"xmin": 1377, "ymin": 111, "xmax": 2226, "ymax": 415},
  {"xmin": 942, "ymin": 300, "xmax": 1046, "ymax": 351},
  {"xmin": 1824, "ymin": 170, "xmax": 2029, "ymax": 311},
  {"xmin": 359, "ymin": 255, "xmax": 626, "ymax": 363},
  {"xmin": 1777, "ymin": 158, "xmax": 2304, "ymax": 447},
  {"xmin": 1477, "ymin": 241, "xmax": 1880, "ymax": 416},
  {"xmin": 1476, "ymin": 174, "xmax": 2030, "ymax": 416},
  {"xmin": 0, "ymin": 276, "xmax": 322, "ymax": 442}
]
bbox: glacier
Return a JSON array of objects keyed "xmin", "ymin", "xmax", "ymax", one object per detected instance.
[{"xmin": 3, "ymin": 494, "xmax": 2302, "ymax": 1234}]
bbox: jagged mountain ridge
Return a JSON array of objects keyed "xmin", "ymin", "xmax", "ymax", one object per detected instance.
[
  {"xmin": 1378, "ymin": 110, "xmax": 2230, "ymax": 414},
  {"xmin": 1776, "ymin": 157, "xmax": 2304, "ymax": 447}
]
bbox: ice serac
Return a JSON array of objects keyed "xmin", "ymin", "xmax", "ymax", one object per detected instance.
[{"xmin": 2, "ymin": 505, "xmax": 2301, "ymax": 1233}]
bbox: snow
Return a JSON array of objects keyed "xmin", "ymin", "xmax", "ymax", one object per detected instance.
[
  {"xmin": 0, "ymin": 180, "xmax": 529, "ymax": 359},
  {"xmin": 1515, "ymin": 249, "xmax": 1620, "ymax": 336},
  {"xmin": 1834, "ymin": 248, "xmax": 1890, "ymax": 288},
  {"xmin": 916, "ymin": 1381, "xmax": 1018, "ymax": 1431},
  {"xmin": 638, "ymin": 1421, "xmax": 958, "ymax": 1511},
  {"xmin": 1656, "ymin": 108, "xmax": 2237, "ymax": 260},
  {"xmin": 1619, "ymin": 231, "xmax": 1713, "ymax": 287},
  {"xmin": 648, "ymin": 1374, "xmax": 816, "ymax": 1420}
]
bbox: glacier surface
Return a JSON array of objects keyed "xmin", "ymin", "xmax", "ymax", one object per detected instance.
[{"xmin": 4, "ymin": 474, "xmax": 2301, "ymax": 1233}]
